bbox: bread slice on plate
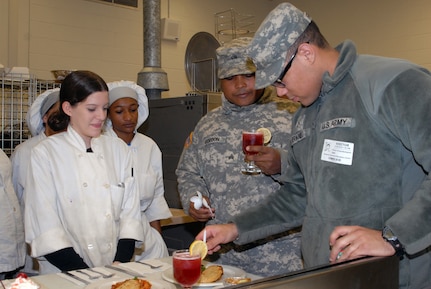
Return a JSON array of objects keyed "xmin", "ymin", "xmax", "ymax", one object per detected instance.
[
  {"xmin": 111, "ymin": 278, "xmax": 152, "ymax": 289},
  {"xmin": 199, "ymin": 265, "xmax": 224, "ymax": 283}
]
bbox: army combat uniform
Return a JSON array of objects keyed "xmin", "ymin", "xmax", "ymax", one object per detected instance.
[{"xmin": 176, "ymin": 87, "xmax": 302, "ymax": 276}]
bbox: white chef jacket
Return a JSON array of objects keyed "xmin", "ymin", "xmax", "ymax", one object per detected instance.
[
  {"xmin": 10, "ymin": 133, "xmax": 46, "ymax": 274},
  {"xmin": 0, "ymin": 149, "xmax": 25, "ymax": 273},
  {"xmin": 25, "ymin": 126, "xmax": 143, "ymax": 274},
  {"xmin": 104, "ymin": 127, "xmax": 172, "ymax": 259},
  {"xmin": 10, "ymin": 132, "xmax": 46, "ymax": 209}
]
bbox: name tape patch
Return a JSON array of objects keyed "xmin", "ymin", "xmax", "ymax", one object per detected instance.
[{"xmin": 320, "ymin": 117, "xmax": 354, "ymax": 132}]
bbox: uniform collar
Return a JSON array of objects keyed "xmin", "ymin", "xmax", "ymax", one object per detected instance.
[
  {"xmin": 66, "ymin": 125, "xmax": 102, "ymax": 152},
  {"xmin": 321, "ymin": 40, "xmax": 357, "ymax": 96}
]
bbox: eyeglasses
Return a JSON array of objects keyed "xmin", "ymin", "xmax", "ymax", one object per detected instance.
[{"xmin": 272, "ymin": 48, "xmax": 298, "ymax": 88}]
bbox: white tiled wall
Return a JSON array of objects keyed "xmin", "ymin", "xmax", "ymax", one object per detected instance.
[{"xmin": 1, "ymin": 0, "xmax": 431, "ymax": 98}]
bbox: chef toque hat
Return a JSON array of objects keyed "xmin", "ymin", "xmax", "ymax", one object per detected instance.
[
  {"xmin": 26, "ymin": 88, "xmax": 60, "ymax": 136},
  {"xmin": 105, "ymin": 80, "xmax": 149, "ymax": 130}
]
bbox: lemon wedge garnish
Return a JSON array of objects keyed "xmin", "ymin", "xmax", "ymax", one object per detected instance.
[
  {"xmin": 189, "ymin": 240, "xmax": 208, "ymax": 260},
  {"xmin": 256, "ymin": 128, "xmax": 272, "ymax": 144}
]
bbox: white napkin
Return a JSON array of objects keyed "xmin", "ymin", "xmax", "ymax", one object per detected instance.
[
  {"xmin": 119, "ymin": 260, "xmax": 171, "ymax": 274},
  {"xmin": 1, "ymin": 279, "xmax": 13, "ymax": 288},
  {"xmin": 72, "ymin": 269, "xmax": 100, "ymax": 280},
  {"xmin": 88, "ymin": 267, "xmax": 117, "ymax": 278},
  {"xmin": 57, "ymin": 269, "xmax": 110, "ymax": 286}
]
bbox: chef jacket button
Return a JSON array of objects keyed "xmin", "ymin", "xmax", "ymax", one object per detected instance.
[
  {"xmin": 83, "ymin": 182, "xmax": 88, "ymax": 187},
  {"xmin": 108, "ymin": 243, "xmax": 112, "ymax": 249},
  {"xmin": 104, "ymin": 183, "xmax": 110, "ymax": 189},
  {"xmin": 88, "ymin": 244, "xmax": 94, "ymax": 250},
  {"xmin": 106, "ymin": 213, "xmax": 111, "ymax": 218}
]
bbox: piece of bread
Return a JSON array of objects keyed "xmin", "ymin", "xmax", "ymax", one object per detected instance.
[
  {"xmin": 224, "ymin": 277, "xmax": 252, "ymax": 285},
  {"xmin": 111, "ymin": 278, "xmax": 152, "ymax": 289},
  {"xmin": 199, "ymin": 265, "xmax": 223, "ymax": 283}
]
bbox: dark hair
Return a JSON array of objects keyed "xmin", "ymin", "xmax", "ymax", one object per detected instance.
[
  {"xmin": 49, "ymin": 70, "xmax": 108, "ymax": 131},
  {"xmin": 288, "ymin": 21, "xmax": 330, "ymax": 55}
]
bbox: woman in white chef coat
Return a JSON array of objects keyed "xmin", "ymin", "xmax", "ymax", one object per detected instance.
[
  {"xmin": 11, "ymin": 88, "xmax": 61, "ymax": 209},
  {"xmin": 24, "ymin": 71, "xmax": 143, "ymax": 274},
  {"xmin": 10, "ymin": 88, "xmax": 62, "ymax": 275},
  {"xmin": 0, "ymin": 148, "xmax": 25, "ymax": 279},
  {"xmin": 105, "ymin": 80, "xmax": 172, "ymax": 259}
]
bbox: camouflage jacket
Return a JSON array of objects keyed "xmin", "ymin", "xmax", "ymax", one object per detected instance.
[{"xmin": 176, "ymin": 87, "xmax": 302, "ymax": 276}]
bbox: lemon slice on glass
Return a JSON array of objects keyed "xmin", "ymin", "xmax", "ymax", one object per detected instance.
[
  {"xmin": 189, "ymin": 240, "xmax": 208, "ymax": 260},
  {"xmin": 257, "ymin": 127, "xmax": 272, "ymax": 144}
]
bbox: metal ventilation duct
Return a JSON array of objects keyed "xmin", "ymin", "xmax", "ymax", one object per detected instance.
[{"xmin": 137, "ymin": 0, "xmax": 169, "ymax": 99}]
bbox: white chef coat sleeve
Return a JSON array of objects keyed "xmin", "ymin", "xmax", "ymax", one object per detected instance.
[
  {"xmin": 24, "ymin": 145, "xmax": 73, "ymax": 258},
  {"xmin": 143, "ymin": 144, "xmax": 171, "ymax": 222}
]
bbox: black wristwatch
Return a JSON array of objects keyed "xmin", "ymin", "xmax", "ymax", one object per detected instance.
[{"xmin": 382, "ymin": 226, "xmax": 405, "ymax": 258}]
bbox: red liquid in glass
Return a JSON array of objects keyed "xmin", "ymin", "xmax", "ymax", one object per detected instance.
[
  {"xmin": 242, "ymin": 132, "xmax": 264, "ymax": 155},
  {"xmin": 173, "ymin": 256, "xmax": 201, "ymax": 287}
]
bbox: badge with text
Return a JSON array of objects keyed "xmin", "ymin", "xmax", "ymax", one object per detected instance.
[{"xmin": 321, "ymin": 139, "xmax": 354, "ymax": 165}]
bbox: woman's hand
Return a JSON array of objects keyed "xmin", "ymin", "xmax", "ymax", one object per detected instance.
[
  {"xmin": 189, "ymin": 196, "xmax": 215, "ymax": 222},
  {"xmin": 245, "ymin": 146, "xmax": 281, "ymax": 175}
]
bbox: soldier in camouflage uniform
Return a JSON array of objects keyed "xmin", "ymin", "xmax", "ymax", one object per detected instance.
[
  {"xmin": 196, "ymin": 3, "xmax": 431, "ymax": 289},
  {"xmin": 176, "ymin": 37, "xmax": 302, "ymax": 276}
]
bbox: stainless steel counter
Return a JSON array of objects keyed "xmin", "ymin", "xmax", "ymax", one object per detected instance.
[{"xmin": 224, "ymin": 256, "xmax": 399, "ymax": 289}]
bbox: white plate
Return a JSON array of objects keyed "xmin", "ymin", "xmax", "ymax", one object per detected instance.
[
  {"xmin": 161, "ymin": 264, "xmax": 246, "ymax": 287},
  {"xmin": 84, "ymin": 277, "xmax": 175, "ymax": 289}
]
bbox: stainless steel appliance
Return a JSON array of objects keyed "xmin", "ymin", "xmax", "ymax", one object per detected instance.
[
  {"xmin": 138, "ymin": 92, "xmax": 222, "ymax": 208},
  {"xmin": 228, "ymin": 256, "xmax": 399, "ymax": 289},
  {"xmin": 138, "ymin": 93, "xmax": 221, "ymax": 252}
]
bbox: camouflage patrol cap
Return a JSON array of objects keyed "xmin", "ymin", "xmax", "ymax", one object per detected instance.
[
  {"xmin": 216, "ymin": 37, "xmax": 256, "ymax": 79},
  {"xmin": 248, "ymin": 3, "xmax": 311, "ymax": 89}
]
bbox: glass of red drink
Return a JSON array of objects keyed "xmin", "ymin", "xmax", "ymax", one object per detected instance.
[
  {"xmin": 241, "ymin": 131, "xmax": 263, "ymax": 174},
  {"xmin": 173, "ymin": 249, "xmax": 201, "ymax": 288}
]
